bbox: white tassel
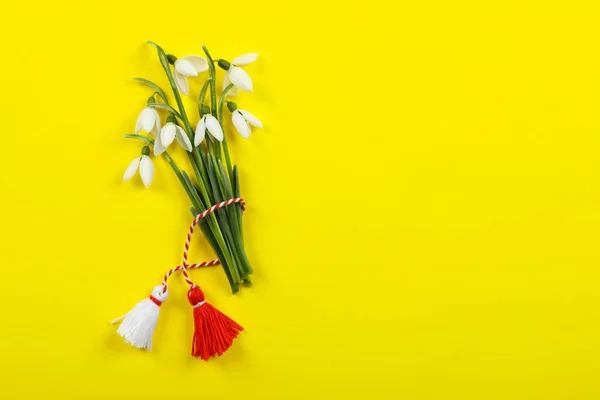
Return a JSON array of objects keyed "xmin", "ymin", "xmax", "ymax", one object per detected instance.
[{"xmin": 111, "ymin": 286, "xmax": 169, "ymax": 350}]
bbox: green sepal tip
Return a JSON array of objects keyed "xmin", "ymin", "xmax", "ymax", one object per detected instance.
[
  {"xmin": 217, "ymin": 59, "xmax": 231, "ymax": 70},
  {"xmin": 227, "ymin": 101, "xmax": 238, "ymax": 112}
]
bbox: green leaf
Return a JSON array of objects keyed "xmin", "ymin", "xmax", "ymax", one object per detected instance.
[
  {"xmin": 146, "ymin": 102, "xmax": 182, "ymax": 119},
  {"xmin": 219, "ymin": 161, "xmax": 234, "ymax": 199},
  {"xmin": 198, "ymin": 79, "xmax": 210, "ymax": 113},
  {"xmin": 181, "ymin": 171, "xmax": 204, "ymax": 211},
  {"xmin": 147, "ymin": 41, "xmax": 171, "ymax": 76},
  {"xmin": 232, "ymin": 165, "xmax": 244, "ymax": 242},
  {"xmin": 123, "ymin": 134, "xmax": 154, "ymax": 145},
  {"xmin": 223, "ymin": 162, "xmax": 250, "ymax": 274},
  {"xmin": 189, "ymin": 150, "xmax": 214, "ymax": 204},
  {"xmin": 197, "ymin": 218, "xmax": 239, "ymax": 293},
  {"xmin": 134, "ymin": 77, "xmax": 170, "ymax": 105},
  {"xmin": 207, "ymin": 159, "xmax": 223, "ymax": 202},
  {"xmin": 218, "ymin": 83, "xmax": 235, "ymax": 120},
  {"xmin": 233, "ymin": 165, "xmax": 240, "ymax": 198}
]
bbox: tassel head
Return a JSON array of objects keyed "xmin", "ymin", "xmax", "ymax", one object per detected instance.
[
  {"xmin": 115, "ymin": 285, "xmax": 169, "ymax": 350},
  {"xmin": 188, "ymin": 286, "xmax": 243, "ymax": 360}
]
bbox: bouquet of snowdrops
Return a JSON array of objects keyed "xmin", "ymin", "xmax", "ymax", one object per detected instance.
[{"xmin": 123, "ymin": 42, "xmax": 262, "ymax": 294}]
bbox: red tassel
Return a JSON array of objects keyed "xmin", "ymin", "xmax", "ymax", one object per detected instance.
[{"xmin": 187, "ymin": 286, "xmax": 243, "ymax": 360}]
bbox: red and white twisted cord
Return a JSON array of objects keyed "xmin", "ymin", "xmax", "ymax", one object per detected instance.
[
  {"xmin": 160, "ymin": 198, "xmax": 246, "ymax": 292},
  {"xmin": 160, "ymin": 259, "xmax": 220, "ymax": 286}
]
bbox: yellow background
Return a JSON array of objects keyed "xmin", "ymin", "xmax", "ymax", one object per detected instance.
[{"xmin": 1, "ymin": 1, "xmax": 599, "ymax": 398}]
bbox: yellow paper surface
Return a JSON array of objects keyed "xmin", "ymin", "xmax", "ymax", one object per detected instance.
[{"xmin": 1, "ymin": 1, "xmax": 599, "ymax": 398}]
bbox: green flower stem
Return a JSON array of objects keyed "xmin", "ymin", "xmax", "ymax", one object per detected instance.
[
  {"xmin": 149, "ymin": 44, "xmax": 193, "ymax": 140},
  {"xmin": 190, "ymin": 149, "xmax": 213, "ymax": 200},
  {"xmin": 201, "ymin": 45, "xmax": 223, "ymax": 164},
  {"xmin": 148, "ymin": 41, "xmax": 242, "ymax": 288},
  {"xmin": 207, "ymin": 145, "xmax": 227, "ymax": 198},
  {"xmin": 206, "ymin": 148, "xmax": 247, "ymax": 282},
  {"xmin": 198, "ymin": 79, "xmax": 210, "ymax": 113},
  {"xmin": 219, "ymin": 161, "xmax": 252, "ymax": 276},
  {"xmin": 215, "ymin": 81, "xmax": 251, "ymax": 277},
  {"xmin": 218, "ymin": 86, "xmax": 245, "ymax": 248},
  {"xmin": 232, "ymin": 165, "xmax": 244, "ymax": 238},
  {"xmin": 214, "ymin": 135, "xmax": 222, "ymax": 164},
  {"xmin": 206, "ymin": 161, "xmax": 243, "ymax": 283},
  {"xmin": 201, "ymin": 45, "xmax": 218, "ymax": 120},
  {"xmin": 218, "ymin": 86, "xmax": 246, "ymax": 264},
  {"xmin": 196, "ymin": 217, "xmax": 238, "ymax": 292},
  {"xmin": 218, "ymin": 84, "xmax": 235, "ymax": 179}
]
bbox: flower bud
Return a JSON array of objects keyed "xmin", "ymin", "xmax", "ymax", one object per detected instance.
[
  {"xmin": 167, "ymin": 54, "xmax": 178, "ymax": 65},
  {"xmin": 166, "ymin": 114, "xmax": 177, "ymax": 124},
  {"xmin": 141, "ymin": 146, "xmax": 150, "ymax": 156},
  {"xmin": 217, "ymin": 59, "xmax": 231, "ymax": 71},
  {"xmin": 201, "ymin": 105, "xmax": 211, "ymax": 116},
  {"xmin": 227, "ymin": 102, "xmax": 238, "ymax": 112}
]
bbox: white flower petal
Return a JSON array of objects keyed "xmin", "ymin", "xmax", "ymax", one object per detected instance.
[
  {"xmin": 182, "ymin": 55, "xmax": 208, "ymax": 73},
  {"xmin": 139, "ymin": 156, "xmax": 154, "ymax": 188},
  {"xmin": 239, "ymin": 110, "xmax": 263, "ymax": 128},
  {"xmin": 205, "ymin": 115, "xmax": 223, "ymax": 142},
  {"xmin": 223, "ymin": 73, "xmax": 239, "ymax": 97},
  {"xmin": 123, "ymin": 157, "xmax": 140, "ymax": 182},
  {"xmin": 175, "ymin": 125, "xmax": 193, "ymax": 152},
  {"xmin": 232, "ymin": 53, "xmax": 258, "ymax": 66},
  {"xmin": 174, "ymin": 58, "xmax": 198, "ymax": 77},
  {"xmin": 160, "ymin": 123, "xmax": 176, "ymax": 148},
  {"xmin": 135, "ymin": 112, "xmax": 144, "ymax": 134},
  {"xmin": 228, "ymin": 66, "xmax": 253, "ymax": 92},
  {"xmin": 194, "ymin": 117, "xmax": 206, "ymax": 146},
  {"xmin": 232, "ymin": 110, "xmax": 250, "ymax": 139},
  {"xmin": 154, "ymin": 134, "xmax": 166, "ymax": 155},
  {"xmin": 139, "ymin": 107, "xmax": 158, "ymax": 133},
  {"xmin": 174, "ymin": 71, "xmax": 189, "ymax": 96},
  {"xmin": 151, "ymin": 114, "xmax": 161, "ymax": 136}
]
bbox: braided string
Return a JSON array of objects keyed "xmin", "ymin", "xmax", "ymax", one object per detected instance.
[
  {"xmin": 160, "ymin": 198, "xmax": 246, "ymax": 292},
  {"xmin": 161, "ymin": 259, "xmax": 220, "ymax": 287}
]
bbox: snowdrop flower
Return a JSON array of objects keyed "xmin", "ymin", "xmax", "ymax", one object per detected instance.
[
  {"xmin": 218, "ymin": 53, "xmax": 258, "ymax": 95},
  {"xmin": 171, "ymin": 55, "xmax": 209, "ymax": 96},
  {"xmin": 154, "ymin": 115, "xmax": 193, "ymax": 156},
  {"xmin": 135, "ymin": 97, "xmax": 161, "ymax": 136},
  {"xmin": 195, "ymin": 108, "xmax": 223, "ymax": 146},
  {"xmin": 227, "ymin": 102, "xmax": 262, "ymax": 139},
  {"xmin": 123, "ymin": 146, "xmax": 154, "ymax": 188}
]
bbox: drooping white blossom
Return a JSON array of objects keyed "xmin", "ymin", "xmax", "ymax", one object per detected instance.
[
  {"xmin": 123, "ymin": 154, "xmax": 154, "ymax": 188},
  {"xmin": 173, "ymin": 55, "xmax": 209, "ymax": 96},
  {"xmin": 231, "ymin": 109, "xmax": 262, "ymax": 139},
  {"xmin": 154, "ymin": 121, "xmax": 193, "ymax": 156},
  {"xmin": 195, "ymin": 114, "xmax": 224, "ymax": 146},
  {"xmin": 222, "ymin": 53, "xmax": 258, "ymax": 95},
  {"xmin": 135, "ymin": 106, "xmax": 161, "ymax": 136}
]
